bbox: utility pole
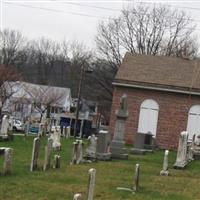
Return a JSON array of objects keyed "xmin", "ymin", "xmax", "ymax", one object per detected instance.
[{"xmin": 73, "ymin": 64, "xmax": 84, "ymax": 138}]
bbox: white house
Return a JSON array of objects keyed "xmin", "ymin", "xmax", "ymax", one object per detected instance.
[{"xmin": 2, "ymin": 81, "xmax": 72, "ymax": 120}]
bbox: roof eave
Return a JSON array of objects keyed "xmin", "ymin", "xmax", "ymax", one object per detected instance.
[{"xmin": 113, "ymin": 80, "xmax": 200, "ymax": 96}]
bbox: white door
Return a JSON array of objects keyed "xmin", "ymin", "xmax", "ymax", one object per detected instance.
[
  {"xmin": 187, "ymin": 105, "xmax": 200, "ymax": 139},
  {"xmin": 138, "ymin": 99, "xmax": 159, "ymax": 137}
]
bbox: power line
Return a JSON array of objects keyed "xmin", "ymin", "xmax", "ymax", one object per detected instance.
[
  {"xmin": 5, "ymin": 2, "xmax": 108, "ymax": 19},
  {"xmin": 4, "ymin": 2, "xmax": 200, "ymax": 31},
  {"xmin": 62, "ymin": 2, "xmax": 121, "ymax": 11}
]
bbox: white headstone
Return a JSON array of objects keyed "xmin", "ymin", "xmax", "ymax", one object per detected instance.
[
  {"xmin": 133, "ymin": 163, "xmax": 140, "ymax": 192},
  {"xmin": 50, "ymin": 126, "xmax": 61, "ymax": 150},
  {"xmin": 87, "ymin": 168, "xmax": 96, "ymax": 200},
  {"xmin": 73, "ymin": 194, "xmax": 81, "ymax": 200},
  {"xmin": 160, "ymin": 150, "xmax": 169, "ymax": 176},
  {"xmin": 85, "ymin": 134, "xmax": 97, "ymax": 159}
]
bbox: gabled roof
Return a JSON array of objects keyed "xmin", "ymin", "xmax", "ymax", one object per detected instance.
[
  {"xmin": 6, "ymin": 81, "xmax": 71, "ymax": 108},
  {"xmin": 114, "ymin": 53, "xmax": 200, "ymax": 94}
]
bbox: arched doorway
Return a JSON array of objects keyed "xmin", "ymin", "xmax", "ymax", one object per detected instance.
[
  {"xmin": 137, "ymin": 99, "xmax": 159, "ymax": 137},
  {"xmin": 187, "ymin": 105, "xmax": 200, "ymax": 139}
]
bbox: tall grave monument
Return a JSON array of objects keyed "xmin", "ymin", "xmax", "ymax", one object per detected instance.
[
  {"xmin": 110, "ymin": 94, "xmax": 128, "ymax": 159},
  {"xmin": 174, "ymin": 131, "xmax": 189, "ymax": 169}
]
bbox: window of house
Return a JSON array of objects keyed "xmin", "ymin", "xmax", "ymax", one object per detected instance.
[
  {"xmin": 137, "ymin": 99, "xmax": 159, "ymax": 137},
  {"xmin": 187, "ymin": 105, "xmax": 200, "ymax": 140}
]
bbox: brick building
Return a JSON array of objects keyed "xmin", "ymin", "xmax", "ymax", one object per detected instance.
[{"xmin": 109, "ymin": 53, "xmax": 200, "ymax": 149}]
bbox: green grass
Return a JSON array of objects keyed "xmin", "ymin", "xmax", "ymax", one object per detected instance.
[{"xmin": 0, "ymin": 135, "xmax": 200, "ymax": 200}]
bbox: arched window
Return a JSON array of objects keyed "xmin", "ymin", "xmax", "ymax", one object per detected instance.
[
  {"xmin": 187, "ymin": 105, "xmax": 200, "ymax": 139},
  {"xmin": 137, "ymin": 99, "xmax": 159, "ymax": 137}
]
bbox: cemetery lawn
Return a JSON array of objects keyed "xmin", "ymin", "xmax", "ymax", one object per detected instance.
[{"xmin": 1, "ymin": 136, "xmax": 200, "ymax": 200}]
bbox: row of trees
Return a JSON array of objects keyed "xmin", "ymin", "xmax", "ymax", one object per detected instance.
[{"xmin": 0, "ymin": 4, "xmax": 199, "ymax": 121}]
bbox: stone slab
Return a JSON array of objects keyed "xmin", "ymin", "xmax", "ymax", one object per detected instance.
[
  {"xmin": 111, "ymin": 153, "xmax": 128, "ymax": 160},
  {"xmin": 130, "ymin": 148, "xmax": 153, "ymax": 155},
  {"xmin": 96, "ymin": 152, "xmax": 112, "ymax": 161}
]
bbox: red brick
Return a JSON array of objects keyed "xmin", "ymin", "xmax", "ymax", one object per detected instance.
[{"xmin": 109, "ymin": 86, "xmax": 200, "ymax": 150}]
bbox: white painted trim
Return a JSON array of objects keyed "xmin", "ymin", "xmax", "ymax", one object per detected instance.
[{"xmin": 112, "ymin": 82, "xmax": 200, "ymax": 96}]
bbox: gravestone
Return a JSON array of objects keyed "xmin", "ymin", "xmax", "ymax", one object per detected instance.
[
  {"xmin": 193, "ymin": 134, "xmax": 200, "ymax": 160},
  {"xmin": 174, "ymin": 131, "xmax": 189, "ymax": 169},
  {"xmin": 73, "ymin": 194, "xmax": 81, "ymax": 200},
  {"xmin": 3, "ymin": 148, "xmax": 13, "ymax": 175},
  {"xmin": 85, "ymin": 134, "xmax": 97, "ymax": 161},
  {"xmin": 134, "ymin": 163, "xmax": 140, "ymax": 192},
  {"xmin": 50, "ymin": 126, "xmax": 61, "ymax": 150},
  {"xmin": 24, "ymin": 117, "xmax": 31, "ymax": 136},
  {"xmin": 53, "ymin": 155, "xmax": 61, "ymax": 169},
  {"xmin": 30, "ymin": 137, "xmax": 40, "ymax": 171},
  {"xmin": 117, "ymin": 163, "xmax": 140, "ymax": 193},
  {"xmin": 188, "ymin": 134, "xmax": 195, "ymax": 161},
  {"xmin": 0, "ymin": 115, "xmax": 9, "ymax": 139},
  {"xmin": 96, "ymin": 130, "xmax": 111, "ymax": 161},
  {"xmin": 87, "ymin": 168, "xmax": 96, "ymax": 200},
  {"xmin": 64, "ymin": 126, "xmax": 71, "ymax": 138},
  {"xmin": 110, "ymin": 94, "xmax": 129, "ymax": 160},
  {"xmin": 160, "ymin": 150, "xmax": 169, "ymax": 176},
  {"xmin": 8, "ymin": 116, "xmax": 14, "ymax": 139},
  {"xmin": 38, "ymin": 123, "xmax": 44, "ymax": 137},
  {"xmin": 70, "ymin": 140, "xmax": 84, "ymax": 165},
  {"xmin": 130, "ymin": 132, "xmax": 154, "ymax": 155},
  {"xmin": 43, "ymin": 138, "xmax": 53, "ymax": 171}
]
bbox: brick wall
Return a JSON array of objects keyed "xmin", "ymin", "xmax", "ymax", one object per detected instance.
[{"xmin": 109, "ymin": 86, "xmax": 200, "ymax": 150}]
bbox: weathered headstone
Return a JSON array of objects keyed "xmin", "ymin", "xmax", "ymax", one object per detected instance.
[
  {"xmin": 196, "ymin": 134, "xmax": 200, "ymax": 146},
  {"xmin": 73, "ymin": 194, "xmax": 81, "ymax": 200},
  {"xmin": 70, "ymin": 140, "xmax": 84, "ymax": 165},
  {"xmin": 53, "ymin": 154, "xmax": 61, "ymax": 169},
  {"xmin": 188, "ymin": 134, "xmax": 195, "ymax": 161},
  {"xmin": 117, "ymin": 163, "xmax": 140, "ymax": 193},
  {"xmin": 50, "ymin": 126, "xmax": 61, "ymax": 150},
  {"xmin": 193, "ymin": 134, "xmax": 200, "ymax": 160},
  {"xmin": 30, "ymin": 137, "xmax": 40, "ymax": 171},
  {"xmin": 3, "ymin": 148, "xmax": 13, "ymax": 175},
  {"xmin": 43, "ymin": 138, "xmax": 53, "ymax": 171},
  {"xmin": 24, "ymin": 117, "xmax": 31, "ymax": 136},
  {"xmin": 7, "ymin": 116, "xmax": 14, "ymax": 140},
  {"xmin": 85, "ymin": 134, "xmax": 97, "ymax": 160},
  {"xmin": 174, "ymin": 131, "xmax": 189, "ymax": 169},
  {"xmin": 96, "ymin": 130, "xmax": 111, "ymax": 161},
  {"xmin": 64, "ymin": 126, "xmax": 71, "ymax": 138},
  {"xmin": 87, "ymin": 168, "xmax": 96, "ymax": 200},
  {"xmin": 110, "ymin": 94, "xmax": 129, "ymax": 160},
  {"xmin": 130, "ymin": 132, "xmax": 154, "ymax": 155},
  {"xmin": 160, "ymin": 150, "xmax": 169, "ymax": 176},
  {"xmin": 38, "ymin": 123, "xmax": 44, "ymax": 137},
  {"xmin": 133, "ymin": 163, "xmax": 140, "ymax": 192},
  {"xmin": 8, "ymin": 116, "xmax": 14, "ymax": 132},
  {"xmin": 0, "ymin": 115, "xmax": 9, "ymax": 139}
]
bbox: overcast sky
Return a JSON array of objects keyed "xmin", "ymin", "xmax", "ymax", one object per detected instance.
[{"xmin": 1, "ymin": 0, "xmax": 200, "ymax": 49}]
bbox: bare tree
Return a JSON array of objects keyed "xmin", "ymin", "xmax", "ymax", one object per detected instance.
[
  {"xmin": 96, "ymin": 4, "xmax": 198, "ymax": 68},
  {"xmin": 23, "ymin": 84, "xmax": 66, "ymax": 122},
  {"xmin": 0, "ymin": 29, "xmax": 27, "ymax": 67},
  {"xmin": 0, "ymin": 65, "xmax": 21, "ymax": 117}
]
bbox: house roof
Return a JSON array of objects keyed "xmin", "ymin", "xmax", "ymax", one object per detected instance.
[
  {"xmin": 114, "ymin": 52, "xmax": 200, "ymax": 94},
  {"xmin": 7, "ymin": 81, "xmax": 71, "ymax": 108}
]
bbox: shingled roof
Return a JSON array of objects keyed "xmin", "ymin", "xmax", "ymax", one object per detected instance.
[{"xmin": 113, "ymin": 52, "xmax": 200, "ymax": 94}]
